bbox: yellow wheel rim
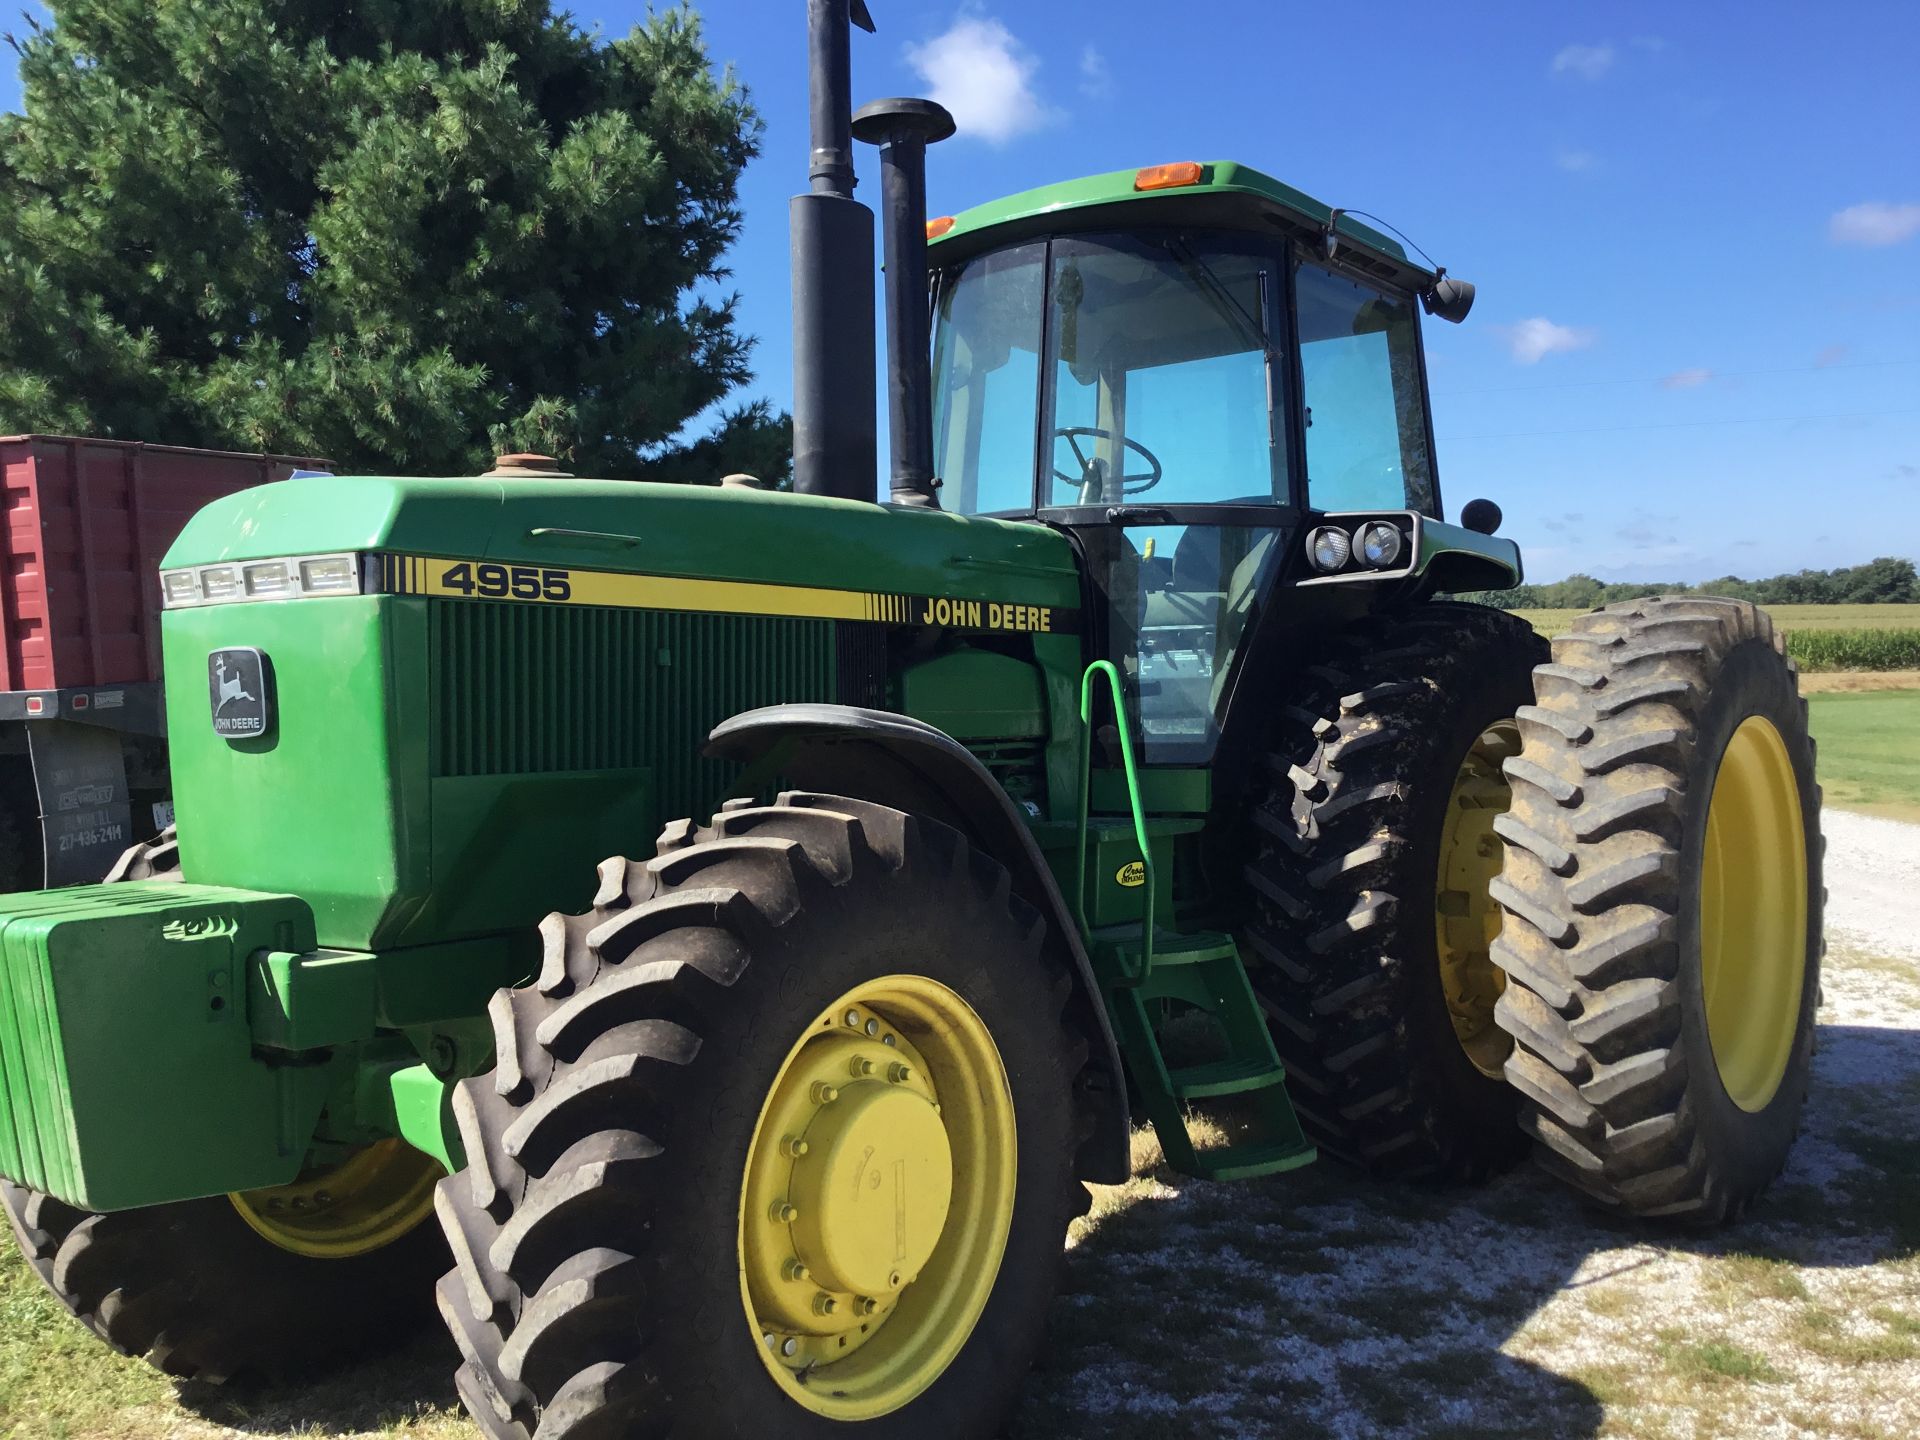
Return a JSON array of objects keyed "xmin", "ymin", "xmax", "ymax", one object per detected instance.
[
  {"xmin": 229, "ymin": 1139, "xmax": 442, "ymax": 1259},
  {"xmin": 739, "ymin": 976, "xmax": 1015, "ymax": 1421},
  {"xmin": 1700, "ymin": 715, "xmax": 1808, "ymax": 1112},
  {"xmin": 1437, "ymin": 720, "xmax": 1521, "ymax": 1079}
]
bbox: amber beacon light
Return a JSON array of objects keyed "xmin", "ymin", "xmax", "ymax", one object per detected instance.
[{"xmin": 1134, "ymin": 161, "xmax": 1205, "ymax": 191}]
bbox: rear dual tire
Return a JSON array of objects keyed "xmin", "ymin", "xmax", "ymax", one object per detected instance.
[
  {"xmin": 1491, "ymin": 597, "xmax": 1822, "ymax": 1221},
  {"xmin": 1241, "ymin": 603, "xmax": 1548, "ymax": 1181}
]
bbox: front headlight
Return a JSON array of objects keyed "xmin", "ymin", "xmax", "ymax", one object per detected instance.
[
  {"xmin": 1357, "ymin": 521, "xmax": 1405, "ymax": 569},
  {"xmin": 1307, "ymin": 526, "xmax": 1352, "ymax": 572},
  {"xmin": 199, "ymin": 565, "xmax": 241, "ymax": 601},
  {"xmin": 161, "ymin": 570, "xmax": 199, "ymax": 605},
  {"xmin": 244, "ymin": 560, "xmax": 296, "ymax": 597},
  {"xmin": 299, "ymin": 555, "xmax": 359, "ymax": 593}
]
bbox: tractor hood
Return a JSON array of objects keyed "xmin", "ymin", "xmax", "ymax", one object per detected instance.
[
  {"xmin": 163, "ymin": 475, "xmax": 1079, "ymax": 618},
  {"xmin": 155, "ymin": 477, "xmax": 1081, "ymax": 957}
]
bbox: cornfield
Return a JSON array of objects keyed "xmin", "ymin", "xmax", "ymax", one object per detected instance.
[{"xmin": 1785, "ymin": 628, "xmax": 1920, "ymax": 672}]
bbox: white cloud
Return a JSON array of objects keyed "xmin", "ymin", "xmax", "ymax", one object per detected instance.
[
  {"xmin": 904, "ymin": 17, "xmax": 1052, "ymax": 146},
  {"xmin": 1829, "ymin": 202, "xmax": 1920, "ymax": 248},
  {"xmin": 1661, "ymin": 367, "xmax": 1713, "ymax": 389},
  {"xmin": 1500, "ymin": 318, "xmax": 1596, "ymax": 364},
  {"xmin": 1551, "ymin": 43, "xmax": 1615, "ymax": 80},
  {"xmin": 1555, "ymin": 148, "xmax": 1597, "ymax": 172},
  {"xmin": 1079, "ymin": 44, "xmax": 1112, "ymax": 100}
]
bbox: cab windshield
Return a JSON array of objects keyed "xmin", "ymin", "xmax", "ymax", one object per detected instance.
[{"xmin": 932, "ymin": 231, "xmax": 1287, "ymax": 514}]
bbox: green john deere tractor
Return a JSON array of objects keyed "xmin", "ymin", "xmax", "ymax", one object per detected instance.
[{"xmin": 0, "ymin": 4, "xmax": 1822, "ymax": 1434}]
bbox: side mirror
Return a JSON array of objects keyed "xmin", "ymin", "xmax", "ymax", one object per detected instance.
[
  {"xmin": 1460, "ymin": 498, "xmax": 1502, "ymax": 535},
  {"xmin": 1422, "ymin": 274, "xmax": 1475, "ymax": 324}
]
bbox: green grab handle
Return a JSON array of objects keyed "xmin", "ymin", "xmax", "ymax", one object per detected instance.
[{"xmin": 1075, "ymin": 660, "xmax": 1153, "ymax": 974}]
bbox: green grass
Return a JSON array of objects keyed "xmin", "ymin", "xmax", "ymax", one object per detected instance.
[
  {"xmin": 1655, "ymin": 1331, "xmax": 1787, "ymax": 1385},
  {"xmin": 1514, "ymin": 602, "xmax": 1920, "ymax": 641},
  {"xmin": 1807, "ymin": 690, "xmax": 1920, "ymax": 821}
]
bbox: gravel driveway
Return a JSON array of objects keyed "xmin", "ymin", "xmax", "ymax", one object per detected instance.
[{"xmin": 1824, "ymin": 810, "xmax": 1920, "ymax": 962}]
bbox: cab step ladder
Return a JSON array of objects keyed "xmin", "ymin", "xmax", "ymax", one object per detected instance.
[{"xmin": 1075, "ymin": 661, "xmax": 1315, "ymax": 1182}]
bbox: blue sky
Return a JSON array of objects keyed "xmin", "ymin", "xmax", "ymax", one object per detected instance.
[{"xmin": 7, "ymin": 2, "xmax": 1918, "ymax": 582}]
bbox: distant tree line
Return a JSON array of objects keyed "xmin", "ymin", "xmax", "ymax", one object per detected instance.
[{"xmin": 1462, "ymin": 557, "xmax": 1920, "ymax": 609}]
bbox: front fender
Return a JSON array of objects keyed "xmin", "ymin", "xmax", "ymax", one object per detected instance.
[{"xmin": 707, "ymin": 703, "xmax": 1130, "ymax": 1185}]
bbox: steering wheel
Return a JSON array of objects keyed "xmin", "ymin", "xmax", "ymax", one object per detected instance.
[{"xmin": 1051, "ymin": 426, "xmax": 1163, "ymax": 499}]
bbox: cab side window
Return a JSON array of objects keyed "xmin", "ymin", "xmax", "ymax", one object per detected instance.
[{"xmin": 1295, "ymin": 263, "xmax": 1435, "ymax": 514}]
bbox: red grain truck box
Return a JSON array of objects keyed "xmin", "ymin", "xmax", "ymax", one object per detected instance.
[{"xmin": 0, "ymin": 436, "xmax": 327, "ymax": 888}]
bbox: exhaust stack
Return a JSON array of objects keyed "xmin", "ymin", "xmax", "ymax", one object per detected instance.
[
  {"xmin": 853, "ymin": 97, "xmax": 955, "ymax": 509},
  {"xmin": 789, "ymin": 0, "xmax": 877, "ymax": 500}
]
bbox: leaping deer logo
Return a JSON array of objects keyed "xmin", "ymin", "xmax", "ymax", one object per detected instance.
[{"xmin": 214, "ymin": 656, "xmax": 256, "ymax": 713}]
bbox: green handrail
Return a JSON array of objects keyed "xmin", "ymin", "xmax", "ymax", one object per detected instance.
[{"xmin": 1075, "ymin": 660, "xmax": 1153, "ymax": 972}]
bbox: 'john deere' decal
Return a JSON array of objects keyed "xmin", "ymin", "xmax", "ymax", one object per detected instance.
[
  {"xmin": 368, "ymin": 553, "xmax": 1075, "ymax": 635},
  {"xmin": 208, "ymin": 648, "xmax": 270, "ymax": 738}
]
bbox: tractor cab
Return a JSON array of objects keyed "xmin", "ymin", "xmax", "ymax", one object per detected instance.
[{"xmin": 928, "ymin": 162, "xmax": 1480, "ymax": 764}]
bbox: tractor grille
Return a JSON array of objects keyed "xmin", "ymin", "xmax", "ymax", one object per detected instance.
[
  {"xmin": 429, "ymin": 601, "xmax": 836, "ymax": 823},
  {"xmin": 969, "ymin": 738, "xmax": 1046, "ymax": 809}
]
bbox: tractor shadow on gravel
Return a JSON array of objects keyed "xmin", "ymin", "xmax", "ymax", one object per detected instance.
[{"xmin": 169, "ymin": 1011, "xmax": 1919, "ymax": 1440}]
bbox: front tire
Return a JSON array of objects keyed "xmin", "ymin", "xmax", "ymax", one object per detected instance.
[
  {"xmin": 1491, "ymin": 597, "xmax": 1822, "ymax": 1222},
  {"xmin": 436, "ymin": 792, "xmax": 1091, "ymax": 1439},
  {"xmin": 0, "ymin": 1169, "xmax": 446, "ymax": 1383}
]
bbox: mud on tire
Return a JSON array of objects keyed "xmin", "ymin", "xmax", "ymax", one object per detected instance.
[
  {"xmin": 1240, "ymin": 602, "xmax": 1548, "ymax": 1181},
  {"xmin": 436, "ymin": 791, "xmax": 1093, "ymax": 1440},
  {"xmin": 1491, "ymin": 597, "xmax": 1823, "ymax": 1222}
]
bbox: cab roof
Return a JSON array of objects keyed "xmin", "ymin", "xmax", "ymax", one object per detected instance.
[{"xmin": 927, "ymin": 160, "xmax": 1434, "ymax": 292}]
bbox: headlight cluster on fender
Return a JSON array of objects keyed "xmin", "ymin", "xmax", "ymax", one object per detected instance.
[{"xmin": 160, "ymin": 553, "xmax": 363, "ymax": 608}]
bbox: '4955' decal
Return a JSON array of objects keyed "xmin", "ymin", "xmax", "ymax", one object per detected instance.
[{"xmin": 438, "ymin": 562, "xmax": 572, "ymax": 601}]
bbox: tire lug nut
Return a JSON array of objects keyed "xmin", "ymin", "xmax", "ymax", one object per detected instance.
[
  {"xmin": 864, "ymin": 1019, "xmax": 879, "ymax": 1036},
  {"xmin": 770, "ymin": 1201, "xmax": 799, "ymax": 1224},
  {"xmin": 811, "ymin": 1082, "xmax": 840, "ymax": 1105},
  {"xmin": 855, "ymin": 1296, "xmax": 879, "ymax": 1316},
  {"xmin": 850, "ymin": 1056, "xmax": 876, "ymax": 1077},
  {"xmin": 887, "ymin": 1063, "xmax": 912, "ymax": 1084},
  {"xmin": 844, "ymin": 1009, "xmax": 861, "ymax": 1028},
  {"xmin": 812, "ymin": 1293, "xmax": 838, "ymax": 1317},
  {"xmin": 783, "ymin": 1135, "xmax": 810, "ymax": 1157},
  {"xmin": 783, "ymin": 1259, "xmax": 811, "ymax": 1283},
  {"xmin": 782, "ymin": 1337, "xmax": 799, "ymax": 1357}
]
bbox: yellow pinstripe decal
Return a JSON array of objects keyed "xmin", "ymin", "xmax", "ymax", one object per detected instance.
[{"xmin": 381, "ymin": 554, "xmax": 1075, "ymax": 634}]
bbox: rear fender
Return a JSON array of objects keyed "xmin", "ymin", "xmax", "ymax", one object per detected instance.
[{"xmin": 707, "ymin": 704, "xmax": 1130, "ymax": 1185}]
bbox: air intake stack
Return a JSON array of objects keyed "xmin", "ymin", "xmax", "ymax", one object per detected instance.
[
  {"xmin": 853, "ymin": 97, "xmax": 955, "ymax": 508},
  {"xmin": 789, "ymin": 0, "xmax": 878, "ymax": 501}
]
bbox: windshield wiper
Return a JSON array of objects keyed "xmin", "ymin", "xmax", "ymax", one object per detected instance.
[{"xmin": 1165, "ymin": 237, "xmax": 1268, "ymax": 348}]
